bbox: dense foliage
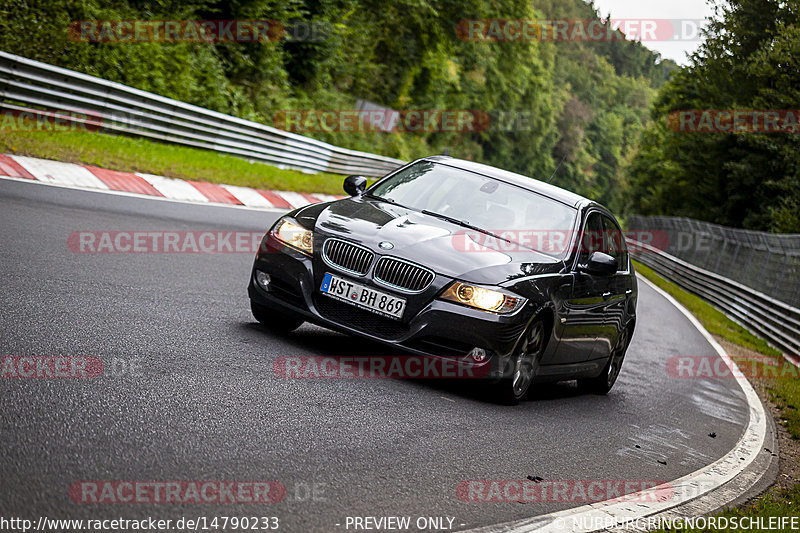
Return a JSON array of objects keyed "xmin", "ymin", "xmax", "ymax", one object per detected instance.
[
  {"xmin": 627, "ymin": 0, "xmax": 800, "ymax": 232},
  {"xmin": 1, "ymin": 0, "xmax": 675, "ymax": 213}
]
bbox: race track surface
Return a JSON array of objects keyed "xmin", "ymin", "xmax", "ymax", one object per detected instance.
[{"xmin": 0, "ymin": 179, "xmax": 749, "ymax": 531}]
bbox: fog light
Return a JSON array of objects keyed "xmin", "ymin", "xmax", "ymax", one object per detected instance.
[
  {"xmin": 256, "ymin": 270, "xmax": 271, "ymax": 289},
  {"xmin": 468, "ymin": 347, "xmax": 488, "ymax": 362}
]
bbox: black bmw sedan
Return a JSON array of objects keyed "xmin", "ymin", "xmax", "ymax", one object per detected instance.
[{"xmin": 248, "ymin": 156, "xmax": 637, "ymax": 404}]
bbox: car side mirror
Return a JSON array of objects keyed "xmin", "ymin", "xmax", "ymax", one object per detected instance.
[
  {"xmin": 578, "ymin": 251, "xmax": 617, "ymax": 276},
  {"xmin": 343, "ymin": 175, "xmax": 367, "ymax": 197}
]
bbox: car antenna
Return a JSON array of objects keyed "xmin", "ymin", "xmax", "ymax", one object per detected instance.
[{"xmin": 547, "ymin": 155, "xmax": 566, "ymax": 184}]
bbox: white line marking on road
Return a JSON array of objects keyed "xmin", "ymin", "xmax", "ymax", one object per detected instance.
[{"xmin": 464, "ymin": 275, "xmax": 767, "ymax": 533}]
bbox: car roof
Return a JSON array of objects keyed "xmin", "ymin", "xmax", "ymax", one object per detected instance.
[{"xmin": 422, "ymin": 155, "xmax": 592, "ymax": 209}]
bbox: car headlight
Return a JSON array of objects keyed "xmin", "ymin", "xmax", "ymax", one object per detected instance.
[
  {"xmin": 272, "ymin": 218, "xmax": 313, "ymax": 256},
  {"xmin": 440, "ymin": 282, "xmax": 526, "ymax": 314}
]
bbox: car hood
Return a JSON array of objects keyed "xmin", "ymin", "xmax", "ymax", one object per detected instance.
[{"xmin": 299, "ymin": 197, "xmax": 565, "ymax": 285}]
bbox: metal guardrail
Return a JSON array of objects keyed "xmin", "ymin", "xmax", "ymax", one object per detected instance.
[
  {"xmin": 629, "ymin": 239, "xmax": 800, "ymax": 365},
  {"xmin": 6, "ymin": 51, "xmax": 797, "ymax": 360},
  {"xmin": 0, "ymin": 51, "xmax": 405, "ymax": 177},
  {"xmin": 629, "ymin": 215, "xmax": 800, "ymax": 308}
]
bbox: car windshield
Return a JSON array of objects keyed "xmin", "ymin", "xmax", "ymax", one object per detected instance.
[{"xmin": 368, "ymin": 161, "xmax": 578, "ymax": 258}]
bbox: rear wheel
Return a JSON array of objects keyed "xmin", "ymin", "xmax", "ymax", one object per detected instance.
[
  {"xmin": 494, "ymin": 319, "xmax": 545, "ymax": 405},
  {"xmin": 250, "ymin": 301, "xmax": 304, "ymax": 332},
  {"xmin": 578, "ymin": 327, "xmax": 630, "ymax": 395}
]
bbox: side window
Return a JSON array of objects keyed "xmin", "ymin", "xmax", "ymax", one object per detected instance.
[
  {"xmin": 578, "ymin": 212, "xmax": 605, "ymax": 266},
  {"xmin": 602, "ymin": 216, "xmax": 627, "ymax": 271}
]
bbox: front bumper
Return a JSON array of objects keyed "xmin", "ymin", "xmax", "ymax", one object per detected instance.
[{"xmin": 248, "ymin": 236, "xmax": 533, "ymax": 380}]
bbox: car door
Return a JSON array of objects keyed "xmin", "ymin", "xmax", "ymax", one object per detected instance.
[
  {"xmin": 548, "ymin": 211, "xmax": 610, "ymax": 364},
  {"xmin": 595, "ymin": 215, "xmax": 631, "ymax": 358}
]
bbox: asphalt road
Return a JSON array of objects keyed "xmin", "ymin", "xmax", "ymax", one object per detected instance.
[{"xmin": 0, "ymin": 178, "xmax": 750, "ymax": 532}]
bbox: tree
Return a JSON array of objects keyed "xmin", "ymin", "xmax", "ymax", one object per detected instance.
[{"xmin": 627, "ymin": 0, "xmax": 800, "ymax": 232}]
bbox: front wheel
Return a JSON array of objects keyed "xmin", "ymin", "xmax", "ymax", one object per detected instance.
[
  {"xmin": 494, "ymin": 319, "xmax": 545, "ymax": 405},
  {"xmin": 251, "ymin": 301, "xmax": 304, "ymax": 332},
  {"xmin": 578, "ymin": 327, "xmax": 630, "ymax": 395}
]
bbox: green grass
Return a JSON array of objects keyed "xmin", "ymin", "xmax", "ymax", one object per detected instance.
[
  {"xmin": 634, "ymin": 260, "xmax": 800, "ymax": 531},
  {"xmin": 0, "ymin": 127, "xmax": 346, "ymax": 195},
  {"xmin": 656, "ymin": 484, "xmax": 800, "ymax": 532}
]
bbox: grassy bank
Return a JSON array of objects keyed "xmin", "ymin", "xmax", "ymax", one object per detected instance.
[
  {"xmin": 0, "ymin": 127, "xmax": 346, "ymax": 195},
  {"xmin": 656, "ymin": 484, "xmax": 800, "ymax": 532},
  {"xmin": 634, "ymin": 260, "xmax": 800, "ymax": 531}
]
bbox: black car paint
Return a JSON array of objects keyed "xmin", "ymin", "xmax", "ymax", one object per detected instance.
[{"xmin": 248, "ymin": 157, "xmax": 637, "ymax": 384}]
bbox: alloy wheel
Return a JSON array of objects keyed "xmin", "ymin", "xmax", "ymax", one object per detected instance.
[
  {"xmin": 606, "ymin": 328, "xmax": 629, "ymax": 388},
  {"xmin": 511, "ymin": 320, "xmax": 544, "ymax": 397}
]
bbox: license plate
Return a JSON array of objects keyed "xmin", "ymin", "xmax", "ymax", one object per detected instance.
[{"xmin": 320, "ymin": 273, "xmax": 406, "ymax": 320}]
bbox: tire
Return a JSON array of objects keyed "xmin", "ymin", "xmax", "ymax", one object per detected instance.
[
  {"xmin": 578, "ymin": 326, "xmax": 631, "ymax": 395},
  {"xmin": 250, "ymin": 301, "xmax": 304, "ymax": 332},
  {"xmin": 494, "ymin": 319, "xmax": 545, "ymax": 405}
]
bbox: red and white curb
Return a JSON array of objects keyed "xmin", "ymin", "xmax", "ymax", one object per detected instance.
[{"xmin": 0, "ymin": 153, "xmax": 343, "ymax": 210}]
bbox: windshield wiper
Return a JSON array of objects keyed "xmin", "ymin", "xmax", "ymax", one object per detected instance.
[{"xmin": 421, "ymin": 210, "xmax": 477, "ymax": 230}]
